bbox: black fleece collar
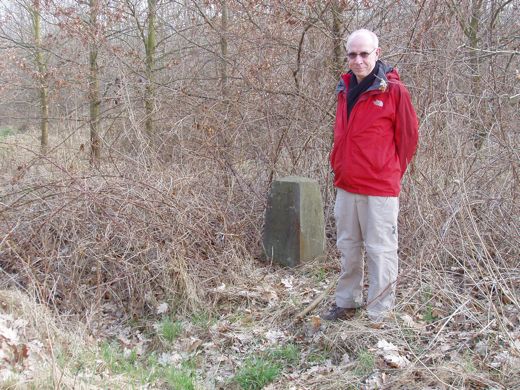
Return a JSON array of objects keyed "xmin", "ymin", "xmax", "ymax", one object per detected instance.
[
  {"xmin": 346, "ymin": 60, "xmax": 392, "ymax": 118},
  {"xmin": 347, "ymin": 61, "xmax": 379, "ymax": 118}
]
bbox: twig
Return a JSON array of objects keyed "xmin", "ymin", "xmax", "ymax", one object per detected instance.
[
  {"xmin": 428, "ymin": 299, "xmax": 470, "ymax": 348},
  {"xmin": 291, "ymin": 275, "xmax": 338, "ymax": 325}
]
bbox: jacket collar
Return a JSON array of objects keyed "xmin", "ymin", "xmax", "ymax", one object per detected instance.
[
  {"xmin": 335, "ymin": 61, "xmax": 394, "ymax": 95},
  {"xmin": 366, "ymin": 60, "xmax": 392, "ymax": 93}
]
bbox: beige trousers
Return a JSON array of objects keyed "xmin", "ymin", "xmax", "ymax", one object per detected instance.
[{"xmin": 334, "ymin": 188, "xmax": 399, "ymax": 321}]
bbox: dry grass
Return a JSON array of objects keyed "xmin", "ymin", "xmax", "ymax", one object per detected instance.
[
  {"xmin": 0, "ymin": 152, "xmax": 262, "ymax": 323},
  {"xmin": 0, "ymin": 289, "xmax": 112, "ymax": 389},
  {"xmin": 0, "ymin": 109, "xmax": 519, "ymax": 388}
]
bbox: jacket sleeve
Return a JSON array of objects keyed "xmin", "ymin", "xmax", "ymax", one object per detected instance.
[{"xmin": 394, "ymin": 84, "xmax": 419, "ymax": 178}]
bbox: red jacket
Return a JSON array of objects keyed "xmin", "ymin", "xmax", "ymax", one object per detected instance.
[{"xmin": 330, "ymin": 63, "xmax": 418, "ymax": 196}]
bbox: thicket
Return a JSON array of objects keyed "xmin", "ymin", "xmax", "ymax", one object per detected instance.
[{"xmin": 0, "ymin": 0, "xmax": 518, "ymax": 338}]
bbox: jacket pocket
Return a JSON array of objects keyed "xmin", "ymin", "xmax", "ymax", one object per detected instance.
[
  {"xmin": 330, "ymin": 133, "xmax": 347, "ymax": 172},
  {"xmin": 352, "ymin": 128, "xmax": 387, "ymax": 173}
]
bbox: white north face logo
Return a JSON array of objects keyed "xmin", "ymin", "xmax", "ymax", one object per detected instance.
[{"xmin": 373, "ymin": 99, "xmax": 384, "ymax": 107}]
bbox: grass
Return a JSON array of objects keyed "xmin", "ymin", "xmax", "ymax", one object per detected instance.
[
  {"xmin": 462, "ymin": 351, "xmax": 477, "ymax": 373},
  {"xmin": 423, "ymin": 304, "xmax": 440, "ymax": 323},
  {"xmin": 158, "ymin": 317, "xmax": 183, "ymax": 343},
  {"xmin": 190, "ymin": 310, "xmax": 215, "ymax": 330},
  {"xmin": 311, "ymin": 267, "xmax": 328, "ymax": 283},
  {"xmin": 164, "ymin": 368, "xmax": 195, "ymax": 390},
  {"xmin": 100, "ymin": 342, "xmax": 139, "ymax": 376},
  {"xmin": 0, "ymin": 126, "xmax": 15, "ymax": 139},
  {"xmin": 266, "ymin": 344, "xmax": 300, "ymax": 366},
  {"xmin": 421, "ymin": 289, "xmax": 440, "ymax": 324},
  {"xmin": 234, "ymin": 357, "xmax": 281, "ymax": 390},
  {"xmin": 307, "ymin": 350, "xmax": 330, "ymax": 364},
  {"xmin": 233, "ymin": 344, "xmax": 300, "ymax": 389},
  {"xmin": 97, "ymin": 342, "xmax": 195, "ymax": 388},
  {"xmin": 354, "ymin": 349, "xmax": 375, "ymax": 377}
]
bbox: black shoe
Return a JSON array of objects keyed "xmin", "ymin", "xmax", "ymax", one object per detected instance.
[{"xmin": 321, "ymin": 305, "xmax": 357, "ymax": 321}]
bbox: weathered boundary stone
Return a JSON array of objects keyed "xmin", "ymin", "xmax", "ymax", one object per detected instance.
[{"xmin": 262, "ymin": 176, "xmax": 325, "ymax": 267}]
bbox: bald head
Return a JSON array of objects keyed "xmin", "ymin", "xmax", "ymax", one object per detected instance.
[
  {"xmin": 345, "ymin": 29, "xmax": 379, "ymax": 51},
  {"xmin": 344, "ymin": 29, "xmax": 380, "ymax": 82}
]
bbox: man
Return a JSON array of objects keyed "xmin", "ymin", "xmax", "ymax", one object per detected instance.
[{"xmin": 322, "ymin": 29, "xmax": 419, "ymax": 323}]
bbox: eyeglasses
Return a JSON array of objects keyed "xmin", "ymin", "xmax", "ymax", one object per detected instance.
[{"xmin": 346, "ymin": 47, "xmax": 377, "ymax": 60}]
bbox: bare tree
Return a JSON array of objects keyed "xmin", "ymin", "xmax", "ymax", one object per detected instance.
[
  {"xmin": 144, "ymin": 0, "xmax": 157, "ymax": 136},
  {"xmin": 219, "ymin": 0, "xmax": 228, "ymax": 101},
  {"xmin": 331, "ymin": 0, "xmax": 344, "ymax": 79},
  {"xmin": 30, "ymin": 0, "xmax": 49, "ymax": 153},
  {"xmin": 89, "ymin": 0, "xmax": 101, "ymax": 163}
]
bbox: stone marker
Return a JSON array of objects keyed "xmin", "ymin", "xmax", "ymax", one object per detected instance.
[{"xmin": 263, "ymin": 176, "xmax": 325, "ymax": 267}]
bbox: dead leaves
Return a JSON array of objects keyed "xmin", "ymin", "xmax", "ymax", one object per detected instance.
[
  {"xmin": 0, "ymin": 313, "xmax": 43, "ymax": 382},
  {"xmin": 374, "ymin": 339, "xmax": 411, "ymax": 369},
  {"xmin": 400, "ymin": 313, "xmax": 424, "ymax": 330},
  {"xmin": 210, "ymin": 283, "xmax": 279, "ymax": 307},
  {"xmin": 156, "ymin": 302, "xmax": 169, "ymax": 315}
]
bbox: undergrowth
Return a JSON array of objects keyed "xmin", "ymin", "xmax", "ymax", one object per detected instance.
[{"xmin": 0, "ymin": 79, "xmax": 518, "ymax": 388}]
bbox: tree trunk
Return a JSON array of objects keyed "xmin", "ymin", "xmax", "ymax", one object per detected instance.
[
  {"xmin": 144, "ymin": 0, "xmax": 156, "ymax": 136},
  {"xmin": 331, "ymin": 1, "xmax": 343, "ymax": 79},
  {"xmin": 466, "ymin": 0, "xmax": 485, "ymax": 149},
  {"xmin": 468, "ymin": 0, "xmax": 482, "ymax": 96},
  {"xmin": 31, "ymin": 0, "xmax": 48, "ymax": 154},
  {"xmin": 89, "ymin": 0, "xmax": 101, "ymax": 163},
  {"xmin": 220, "ymin": 0, "xmax": 228, "ymax": 102},
  {"xmin": 219, "ymin": 0, "xmax": 232, "ymax": 187}
]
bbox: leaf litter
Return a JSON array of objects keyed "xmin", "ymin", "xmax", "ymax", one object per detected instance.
[{"xmin": 0, "ymin": 262, "xmax": 518, "ymax": 389}]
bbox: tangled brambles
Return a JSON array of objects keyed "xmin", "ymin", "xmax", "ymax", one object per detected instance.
[{"xmin": 0, "ymin": 161, "xmax": 261, "ymax": 320}]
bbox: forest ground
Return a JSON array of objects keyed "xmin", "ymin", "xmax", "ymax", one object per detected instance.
[{"xmin": 1, "ymin": 256, "xmax": 519, "ymax": 389}]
